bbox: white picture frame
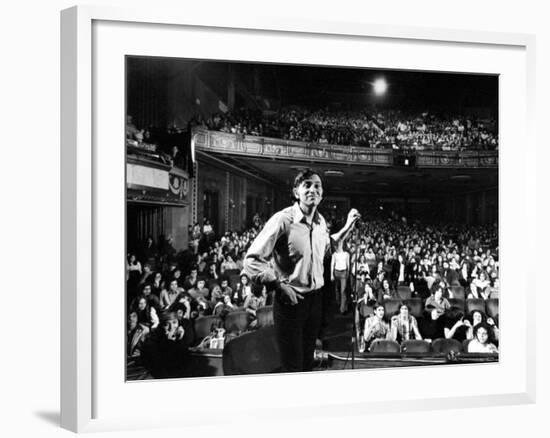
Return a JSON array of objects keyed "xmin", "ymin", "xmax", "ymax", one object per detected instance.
[{"xmin": 60, "ymin": 5, "xmax": 536, "ymax": 433}]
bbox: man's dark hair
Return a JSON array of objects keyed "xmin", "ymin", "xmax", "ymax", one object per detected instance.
[
  {"xmin": 293, "ymin": 168, "xmax": 321, "ymax": 190},
  {"xmin": 473, "ymin": 321, "xmax": 491, "ymax": 339}
]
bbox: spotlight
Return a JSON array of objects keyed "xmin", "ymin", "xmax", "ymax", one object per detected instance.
[{"xmin": 373, "ymin": 78, "xmax": 388, "ymax": 96}]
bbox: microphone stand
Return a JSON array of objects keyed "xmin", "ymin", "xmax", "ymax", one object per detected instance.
[{"xmin": 348, "ymin": 221, "xmax": 363, "ymax": 370}]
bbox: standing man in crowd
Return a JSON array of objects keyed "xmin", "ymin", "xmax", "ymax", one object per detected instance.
[{"xmin": 243, "ymin": 168, "xmax": 361, "ymax": 372}]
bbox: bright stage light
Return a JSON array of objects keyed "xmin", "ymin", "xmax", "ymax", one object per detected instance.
[{"xmin": 373, "ymin": 78, "xmax": 388, "ymax": 95}]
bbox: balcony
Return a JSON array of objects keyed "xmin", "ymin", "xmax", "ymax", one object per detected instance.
[{"xmin": 192, "ymin": 128, "xmax": 498, "ymax": 169}]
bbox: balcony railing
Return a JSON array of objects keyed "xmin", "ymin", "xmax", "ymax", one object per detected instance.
[{"xmin": 192, "ymin": 128, "xmax": 498, "ymax": 168}]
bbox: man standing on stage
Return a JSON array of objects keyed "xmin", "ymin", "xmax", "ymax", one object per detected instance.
[{"xmin": 243, "ymin": 168, "xmax": 360, "ymax": 372}]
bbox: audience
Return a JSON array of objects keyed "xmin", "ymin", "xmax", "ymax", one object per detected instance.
[
  {"xmin": 126, "ymin": 107, "xmax": 498, "ymax": 173},
  {"xmin": 127, "ymin": 209, "xmax": 499, "ymax": 378},
  {"xmin": 198, "ymin": 107, "xmax": 498, "ymax": 151}
]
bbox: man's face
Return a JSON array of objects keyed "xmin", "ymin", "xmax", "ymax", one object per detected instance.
[
  {"xmin": 476, "ymin": 327, "xmax": 489, "ymax": 344},
  {"xmin": 169, "ymin": 280, "xmax": 178, "ymax": 292},
  {"xmin": 197, "ymin": 280, "xmax": 205, "ymax": 289},
  {"xmin": 138, "ymin": 298, "xmax": 147, "ymax": 311},
  {"xmin": 163, "ymin": 318, "xmax": 178, "ymax": 337},
  {"xmin": 129, "ymin": 312, "xmax": 138, "ymax": 329},
  {"xmin": 293, "ymin": 174, "xmax": 323, "ymax": 209},
  {"xmin": 375, "ymin": 306, "xmax": 385, "ymax": 319},
  {"xmin": 143, "ymin": 285, "xmax": 151, "ymax": 296},
  {"xmin": 473, "ymin": 311, "xmax": 483, "ymax": 325}
]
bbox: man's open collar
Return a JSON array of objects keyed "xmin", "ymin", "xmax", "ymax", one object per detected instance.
[{"xmin": 292, "ymin": 202, "xmax": 321, "ymax": 225}]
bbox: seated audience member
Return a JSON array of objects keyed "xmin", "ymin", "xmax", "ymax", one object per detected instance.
[
  {"xmin": 363, "ymin": 303, "xmax": 392, "ymax": 350},
  {"xmin": 127, "ymin": 310, "xmax": 150, "ymax": 357},
  {"xmin": 131, "ymin": 296, "xmax": 159, "ymax": 329},
  {"xmin": 203, "ymin": 219, "xmax": 214, "ymax": 241},
  {"xmin": 487, "ymin": 276, "xmax": 500, "ymax": 298},
  {"xmin": 355, "ymin": 254, "xmax": 370, "ymax": 276},
  {"xmin": 466, "ymin": 310, "xmax": 500, "ymax": 343},
  {"xmin": 183, "ymin": 267, "xmax": 198, "ymax": 290},
  {"xmin": 188, "ymin": 278, "xmax": 210, "ymax": 302},
  {"xmin": 424, "ymin": 284, "xmax": 451, "ymax": 314},
  {"xmin": 171, "ymin": 268, "xmax": 184, "ymax": 288},
  {"xmin": 126, "ymin": 115, "xmax": 140, "ymax": 140},
  {"xmin": 126, "ymin": 253, "xmax": 143, "ymax": 299},
  {"xmin": 234, "ymin": 274, "xmax": 253, "ymax": 305},
  {"xmin": 467, "ymin": 322, "xmax": 499, "ymax": 353},
  {"xmin": 159, "ymin": 279, "xmax": 182, "ymax": 310},
  {"xmin": 141, "ymin": 311, "xmax": 190, "ymax": 378},
  {"xmin": 219, "ymin": 278, "xmax": 233, "ymax": 297},
  {"xmin": 371, "ymin": 270, "xmax": 386, "ymax": 298},
  {"xmin": 377, "ymin": 278, "xmax": 398, "ymax": 302},
  {"xmin": 130, "ymin": 283, "xmax": 160, "ymax": 314},
  {"xmin": 220, "ymin": 254, "xmax": 238, "ymax": 274},
  {"xmin": 212, "ymin": 294, "xmax": 236, "ymax": 317},
  {"xmin": 194, "ymin": 295, "xmax": 211, "ymax": 318},
  {"xmin": 171, "ymin": 303, "xmax": 195, "ymax": 347},
  {"xmin": 418, "ymin": 305, "xmax": 445, "ymax": 341},
  {"xmin": 160, "ymin": 235, "xmax": 177, "ymax": 264},
  {"xmin": 243, "ymin": 284, "xmax": 266, "ymax": 326},
  {"xmin": 468, "ymin": 271, "xmax": 491, "ymax": 299},
  {"xmin": 371, "ymin": 261, "xmax": 386, "ymax": 281},
  {"xmin": 440, "ymin": 260, "xmax": 459, "ymax": 286},
  {"xmin": 206, "ymin": 262, "xmax": 219, "ymax": 281},
  {"xmin": 150, "ymin": 272, "xmax": 164, "ymax": 297},
  {"xmin": 209, "ymin": 284, "xmax": 223, "ymax": 307},
  {"xmin": 126, "ymin": 253, "xmax": 142, "ymax": 279},
  {"xmin": 140, "ymin": 235, "xmax": 157, "ymax": 262},
  {"xmin": 390, "ymin": 302, "xmax": 423, "ymax": 343},
  {"xmin": 138, "ymin": 263, "xmax": 154, "ymax": 287},
  {"xmin": 443, "ymin": 310, "xmax": 470, "ymax": 343},
  {"xmin": 196, "ymin": 252, "xmax": 208, "ymax": 274}
]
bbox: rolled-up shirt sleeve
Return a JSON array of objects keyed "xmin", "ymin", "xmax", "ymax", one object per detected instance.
[{"xmin": 242, "ymin": 212, "xmax": 285, "ymax": 285}]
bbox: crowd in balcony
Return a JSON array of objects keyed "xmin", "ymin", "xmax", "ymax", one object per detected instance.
[
  {"xmin": 192, "ymin": 107, "xmax": 498, "ymax": 151},
  {"xmin": 126, "ymin": 115, "xmax": 190, "ymax": 170},
  {"xmin": 127, "ymin": 209, "xmax": 499, "ymax": 378}
]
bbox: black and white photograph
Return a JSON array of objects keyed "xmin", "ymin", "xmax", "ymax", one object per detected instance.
[{"xmin": 125, "ymin": 57, "xmax": 499, "ymax": 380}]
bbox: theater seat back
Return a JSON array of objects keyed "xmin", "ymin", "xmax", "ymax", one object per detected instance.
[
  {"xmin": 222, "ymin": 326, "xmax": 282, "ymax": 375},
  {"xmin": 369, "ymin": 339, "xmax": 401, "ymax": 353},
  {"xmin": 383, "ymin": 299, "xmax": 401, "ymax": 321},
  {"xmin": 432, "ymin": 338, "xmax": 463, "ymax": 353},
  {"xmin": 485, "ymin": 299, "xmax": 499, "ymax": 319},
  {"xmin": 397, "ymin": 286, "xmax": 412, "ymax": 300},
  {"xmin": 224, "ymin": 310, "xmax": 249, "ymax": 333},
  {"xmin": 401, "ymin": 340, "xmax": 431, "ymax": 353},
  {"xmin": 408, "ymin": 298, "xmax": 423, "ymax": 318},
  {"xmin": 451, "ymin": 286, "xmax": 465, "ymax": 300},
  {"xmin": 466, "ymin": 298, "xmax": 486, "ymax": 314},
  {"xmin": 194, "ymin": 315, "xmax": 222, "ymax": 340}
]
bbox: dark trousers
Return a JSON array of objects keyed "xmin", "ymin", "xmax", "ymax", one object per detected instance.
[{"xmin": 273, "ymin": 288, "xmax": 322, "ymax": 372}]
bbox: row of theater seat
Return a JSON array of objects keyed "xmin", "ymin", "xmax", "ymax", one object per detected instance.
[
  {"xmin": 396, "ymin": 284, "xmax": 467, "ymax": 301},
  {"xmin": 193, "ymin": 305, "xmax": 274, "ymax": 340},
  {"xmin": 369, "ymin": 338, "xmax": 495, "ymax": 354},
  {"xmin": 193, "ymin": 298, "xmax": 499, "ymax": 342},
  {"xmin": 380, "ymin": 298, "xmax": 499, "ymax": 321}
]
